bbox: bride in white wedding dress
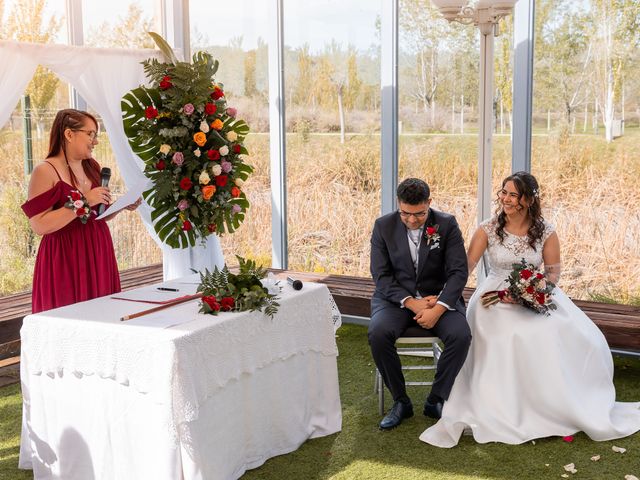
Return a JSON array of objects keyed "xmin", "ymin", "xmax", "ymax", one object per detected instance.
[{"xmin": 420, "ymin": 171, "xmax": 640, "ymax": 448}]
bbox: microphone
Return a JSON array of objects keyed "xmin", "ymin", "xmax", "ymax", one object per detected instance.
[
  {"xmin": 98, "ymin": 167, "xmax": 111, "ymax": 216},
  {"xmin": 287, "ymin": 276, "xmax": 303, "ymax": 291}
]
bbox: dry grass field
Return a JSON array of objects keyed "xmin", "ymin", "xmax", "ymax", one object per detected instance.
[{"xmin": 1, "ymin": 128, "xmax": 638, "ymax": 303}]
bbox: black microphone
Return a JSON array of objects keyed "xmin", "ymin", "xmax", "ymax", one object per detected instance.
[
  {"xmin": 287, "ymin": 276, "xmax": 303, "ymax": 290},
  {"xmin": 98, "ymin": 167, "xmax": 111, "ymax": 216}
]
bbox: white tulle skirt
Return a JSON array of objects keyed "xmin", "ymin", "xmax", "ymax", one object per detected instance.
[{"xmin": 419, "ymin": 274, "xmax": 640, "ymax": 448}]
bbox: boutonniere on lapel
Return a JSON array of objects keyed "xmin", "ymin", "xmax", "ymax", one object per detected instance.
[{"xmin": 424, "ymin": 224, "xmax": 441, "ymax": 247}]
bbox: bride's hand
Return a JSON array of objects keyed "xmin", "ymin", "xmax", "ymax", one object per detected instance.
[{"xmin": 500, "ymin": 293, "xmax": 518, "ymax": 304}]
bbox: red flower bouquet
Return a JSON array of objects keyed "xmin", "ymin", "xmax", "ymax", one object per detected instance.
[{"xmin": 481, "ymin": 258, "xmax": 557, "ymax": 315}]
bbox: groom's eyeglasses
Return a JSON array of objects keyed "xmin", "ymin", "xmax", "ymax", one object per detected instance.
[{"xmin": 398, "ymin": 210, "xmax": 428, "ymax": 219}]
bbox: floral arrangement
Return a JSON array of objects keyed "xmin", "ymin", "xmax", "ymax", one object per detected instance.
[
  {"xmin": 64, "ymin": 190, "xmax": 91, "ymax": 224},
  {"xmin": 122, "ymin": 33, "xmax": 251, "ymax": 248},
  {"xmin": 424, "ymin": 223, "xmax": 440, "ymax": 245},
  {"xmin": 197, "ymin": 256, "xmax": 280, "ymax": 318},
  {"xmin": 481, "ymin": 258, "xmax": 557, "ymax": 315}
]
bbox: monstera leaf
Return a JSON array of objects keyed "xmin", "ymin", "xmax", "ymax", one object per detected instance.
[{"xmin": 121, "ymin": 32, "xmax": 252, "ymax": 249}]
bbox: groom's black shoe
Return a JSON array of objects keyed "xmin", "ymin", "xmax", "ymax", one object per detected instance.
[
  {"xmin": 379, "ymin": 400, "xmax": 413, "ymax": 430},
  {"xmin": 423, "ymin": 399, "xmax": 443, "ymax": 419}
]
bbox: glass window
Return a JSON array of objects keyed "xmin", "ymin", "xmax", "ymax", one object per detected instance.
[
  {"xmin": 532, "ymin": 0, "xmax": 640, "ymax": 303},
  {"xmin": 399, "ymin": 1, "xmax": 514, "ymax": 286},
  {"xmin": 1, "ymin": 0, "xmax": 67, "ymax": 44},
  {"xmin": 83, "ymin": 0, "xmax": 157, "ymax": 48},
  {"xmin": 190, "ymin": 0, "xmax": 272, "ymax": 265},
  {"xmin": 283, "ymin": 0, "xmax": 382, "ymax": 275}
]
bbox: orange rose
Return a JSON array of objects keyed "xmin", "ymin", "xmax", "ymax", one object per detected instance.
[
  {"xmin": 202, "ymin": 185, "xmax": 216, "ymax": 200},
  {"xmin": 193, "ymin": 132, "xmax": 207, "ymax": 147},
  {"xmin": 231, "ymin": 186, "xmax": 241, "ymax": 198},
  {"xmin": 211, "ymin": 119, "xmax": 223, "ymax": 131}
]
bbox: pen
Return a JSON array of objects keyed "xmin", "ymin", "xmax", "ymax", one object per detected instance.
[{"xmin": 157, "ymin": 287, "xmax": 179, "ymax": 292}]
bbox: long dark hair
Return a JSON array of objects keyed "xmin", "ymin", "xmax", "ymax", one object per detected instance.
[
  {"xmin": 47, "ymin": 109, "xmax": 101, "ymax": 188},
  {"xmin": 495, "ymin": 171, "xmax": 545, "ymax": 250}
]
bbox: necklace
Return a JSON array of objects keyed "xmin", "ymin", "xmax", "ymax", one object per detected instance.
[{"xmin": 66, "ymin": 158, "xmax": 90, "ymax": 190}]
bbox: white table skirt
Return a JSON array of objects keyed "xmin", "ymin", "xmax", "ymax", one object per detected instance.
[{"xmin": 19, "ymin": 279, "xmax": 342, "ymax": 479}]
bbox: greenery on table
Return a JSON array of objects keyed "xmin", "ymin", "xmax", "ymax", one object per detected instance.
[{"xmin": 197, "ymin": 256, "xmax": 279, "ymax": 318}]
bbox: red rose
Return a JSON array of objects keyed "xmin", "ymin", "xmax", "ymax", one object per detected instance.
[
  {"xmin": 179, "ymin": 177, "xmax": 193, "ymax": 190},
  {"xmin": 426, "ymin": 226, "xmax": 436, "ymax": 236},
  {"xmin": 231, "ymin": 186, "xmax": 241, "ymax": 198},
  {"xmin": 76, "ymin": 207, "xmax": 86, "ymax": 217},
  {"xmin": 70, "ymin": 191, "xmax": 82, "ymax": 201},
  {"xmin": 159, "ymin": 75, "xmax": 173, "ymax": 90},
  {"xmin": 520, "ymin": 269, "xmax": 533, "ymax": 280},
  {"xmin": 182, "ymin": 220, "xmax": 192, "ymax": 231},
  {"xmin": 211, "ymin": 87, "xmax": 224, "ymax": 100},
  {"xmin": 220, "ymin": 297, "xmax": 235, "ymax": 311},
  {"xmin": 205, "ymin": 103, "xmax": 217, "ymax": 115},
  {"xmin": 155, "ymin": 160, "xmax": 166, "ymax": 170},
  {"xmin": 536, "ymin": 273, "xmax": 544, "ymax": 279},
  {"xmin": 526, "ymin": 286, "xmax": 535, "ymax": 294},
  {"xmin": 145, "ymin": 106, "xmax": 158, "ymax": 119},
  {"xmin": 207, "ymin": 223, "xmax": 217, "ymax": 233},
  {"xmin": 536, "ymin": 293, "xmax": 546, "ymax": 305},
  {"xmin": 202, "ymin": 295, "xmax": 221, "ymax": 311},
  {"xmin": 207, "ymin": 149, "xmax": 220, "ymax": 161},
  {"xmin": 232, "ymin": 144, "xmax": 242, "ymax": 154},
  {"xmin": 215, "ymin": 175, "xmax": 228, "ymax": 187}
]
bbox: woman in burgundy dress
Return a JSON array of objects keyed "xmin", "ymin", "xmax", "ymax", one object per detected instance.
[{"xmin": 21, "ymin": 109, "xmax": 140, "ymax": 313}]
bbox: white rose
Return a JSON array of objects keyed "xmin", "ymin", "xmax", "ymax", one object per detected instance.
[
  {"xmin": 211, "ymin": 164, "xmax": 222, "ymax": 176},
  {"xmin": 226, "ymin": 131, "xmax": 238, "ymax": 142},
  {"xmin": 235, "ymin": 178, "xmax": 244, "ymax": 187},
  {"xmin": 199, "ymin": 121, "xmax": 210, "ymax": 133},
  {"xmin": 194, "ymin": 148, "xmax": 201, "ymax": 157},
  {"xmin": 159, "ymin": 144, "xmax": 171, "ymax": 155},
  {"xmin": 73, "ymin": 199, "xmax": 85, "ymax": 209},
  {"xmin": 199, "ymin": 170, "xmax": 211, "ymax": 185},
  {"xmin": 219, "ymin": 145, "xmax": 229, "ymax": 156}
]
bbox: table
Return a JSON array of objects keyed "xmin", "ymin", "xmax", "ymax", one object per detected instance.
[{"xmin": 19, "ymin": 278, "xmax": 342, "ymax": 479}]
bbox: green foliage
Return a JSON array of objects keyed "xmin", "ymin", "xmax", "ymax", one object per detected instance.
[
  {"xmin": 0, "ymin": 182, "xmax": 38, "ymax": 294},
  {"xmin": 122, "ymin": 33, "xmax": 252, "ymax": 249},
  {"xmin": 196, "ymin": 256, "xmax": 280, "ymax": 318}
]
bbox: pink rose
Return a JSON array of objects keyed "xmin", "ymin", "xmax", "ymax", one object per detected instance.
[
  {"xmin": 183, "ymin": 103, "xmax": 195, "ymax": 115},
  {"xmin": 172, "ymin": 152, "xmax": 184, "ymax": 166},
  {"xmin": 177, "ymin": 199, "xmax": 189, "ymax": 211},
  {"xmin": 221, "ymin": 161, "xmax": 232, "ymax": 173},
  {"xmin": 232, "ymin": 204, "xmax": 241, "ymax": 214},
  {"xmin": 226, "ymin": 107, "xmax": 237, "ymax": 118}
]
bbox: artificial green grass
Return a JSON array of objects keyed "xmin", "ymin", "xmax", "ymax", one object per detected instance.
[{"xmin": 2, "ymin": 324, "xmax": 639, "ymax": 479}]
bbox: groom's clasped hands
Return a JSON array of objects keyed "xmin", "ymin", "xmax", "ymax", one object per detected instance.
[{"xmin": 405, "ymin": 295, "xmax": 444, "ymax": 329}]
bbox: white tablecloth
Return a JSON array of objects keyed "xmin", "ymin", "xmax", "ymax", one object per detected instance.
[{"xmin": 19, "ymin": 278, "xmax": 342, "ymax": 479}]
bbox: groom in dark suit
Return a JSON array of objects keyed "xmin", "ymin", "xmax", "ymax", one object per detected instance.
[{"xmin": 369, "ymin": 178, "xmax": 471, "ymax": 430}]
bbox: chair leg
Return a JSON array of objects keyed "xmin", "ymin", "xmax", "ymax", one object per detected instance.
[{"xmin": 377, "ymin": 370, "xmax": 385, "ymax": 416}]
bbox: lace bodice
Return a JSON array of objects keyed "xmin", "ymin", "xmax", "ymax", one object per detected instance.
[{"xmin": 481, "ymin": 217, "xmax": 555, "ymax": 274}]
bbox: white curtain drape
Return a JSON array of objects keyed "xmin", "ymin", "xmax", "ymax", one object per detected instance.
[{"xmin": 0, "ymin": 40, "xmax": 224, "ymax": 280}]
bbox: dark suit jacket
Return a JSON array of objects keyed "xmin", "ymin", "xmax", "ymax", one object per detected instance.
[{"xmin": 370, "ymin": 208, "xmax": 468, "ymax": 316}]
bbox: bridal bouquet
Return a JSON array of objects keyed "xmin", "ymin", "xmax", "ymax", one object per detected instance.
[
  {"xmin": 197, "ymin": 256, "xmax": 280, "ymax": 318},
  {"xmin": 122, "ymin": 33, "xmax": 252, "ymax": 248},
  {"xmin": 481, "ymin": 259, "xmax": 557, "ymax": 315}
]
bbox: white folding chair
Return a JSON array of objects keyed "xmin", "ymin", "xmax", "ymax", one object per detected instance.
[{"xmin": 374, "ymin": 326, "xmax": 443, "ymax": 416}]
